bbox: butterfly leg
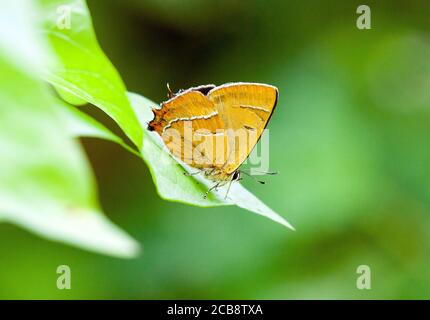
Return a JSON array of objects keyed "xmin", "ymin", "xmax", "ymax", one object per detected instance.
[
  {"xmin": 183, "ymin": 169, "xmax": 203, "ymax": 176},
  {"xmin": 224, "ymin": 174, "xmax": 241, "ymax": 200},
  {"xmin": 203, "ymin": 182, "xmax": 221, "ymax": 199}
]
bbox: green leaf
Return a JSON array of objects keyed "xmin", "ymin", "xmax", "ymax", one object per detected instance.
[
  {"xmin": 0, "ymin": 1, "xmax": 53, "ymax": 74},
  {"xmin": 63, "ymin": 91, "xmax": 294, "ymax": 228},
  {"xmin": 55, "ymin": 87, "xmax": 87, "ymax": 106},
  {"xmin": 128, "ymin": 93, "xmax": 294, "ymax": 229},
  {"xmin": 33, "ymin": 0, "xmax": 293, "ymax": 229},
  {"xmin": 0, "ymin": 57, "xmax": 140, "ymax": 258},
  {"xmin": 38, "ymin": 0, "xmax": 143, "ymax": 149},
  {"xmin": 0, "ymin": 0, "xmax": 139, "ymax": 258}
]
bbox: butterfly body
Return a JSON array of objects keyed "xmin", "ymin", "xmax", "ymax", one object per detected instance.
[
  {"xmin": 201, "ymin": 167, "xmax": 240, "ymax": 183},
  {"xmin": 148, "ymin": 82, "xmax": 278, "ymax": 192}
]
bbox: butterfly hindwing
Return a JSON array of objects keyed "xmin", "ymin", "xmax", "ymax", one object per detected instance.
[{"xmin": 207, "ymin": 83, "xmax": 278, "ymax": 174}]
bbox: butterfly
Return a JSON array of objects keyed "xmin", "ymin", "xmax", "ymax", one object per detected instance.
[{"xmin": 148, "ymin": 82, "xmax": 278, "ymax": 197}]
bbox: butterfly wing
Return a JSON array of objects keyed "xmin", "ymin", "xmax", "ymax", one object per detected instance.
[
  {"xmin": 148, "ymin": 90, "xmax": 228, "ymax": 170},
  {"xmin": 208, "ymin": 83, "xmax": 278, "ymax": 174}
]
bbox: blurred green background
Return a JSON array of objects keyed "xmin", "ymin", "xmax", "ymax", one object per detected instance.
[{"xmin": 1, "ymin": 0, "xmax": 430, "ymax": 299}]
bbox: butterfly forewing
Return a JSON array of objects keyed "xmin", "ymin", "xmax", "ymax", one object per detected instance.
[{"xmin": 149, "ymin": 90, "xmax": 228, "ymax": 170}]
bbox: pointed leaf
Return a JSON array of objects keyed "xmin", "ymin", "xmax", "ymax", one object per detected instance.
[{"xmin": 128, "ymin": 92, "xmax": 294, "ymax": 228}]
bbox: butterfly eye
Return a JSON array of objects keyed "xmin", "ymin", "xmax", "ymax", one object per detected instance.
[{"xmin": 232, "ymin": 171, "xmax": 241, "ymax": 181}]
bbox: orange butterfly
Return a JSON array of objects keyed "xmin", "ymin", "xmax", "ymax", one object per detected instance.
[{"xmin": 148, "ymin": 82, "xmax": 278, "ymax": 197}]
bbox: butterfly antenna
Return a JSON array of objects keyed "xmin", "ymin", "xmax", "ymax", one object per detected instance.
[
  {"xmin": 166, "ymin": 83, "xmax": 174, "ymax": 99},
  {"xmin": 241, "ymin": 170, "xmax": 266, "ymax": 184},
  {"xmin": 241, "ymin": 169, "xmax": 278, "ymax": 175}
]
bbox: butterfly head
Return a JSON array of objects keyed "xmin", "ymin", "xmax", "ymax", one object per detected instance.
[{"xmin": 232, "ymin": 170, "xmax": 241, "ymax": 181}]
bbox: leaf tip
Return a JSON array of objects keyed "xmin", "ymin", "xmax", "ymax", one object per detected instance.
[{"xmin": 277, "ymin": 217, "xmax": 296, "ymax": 231}]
